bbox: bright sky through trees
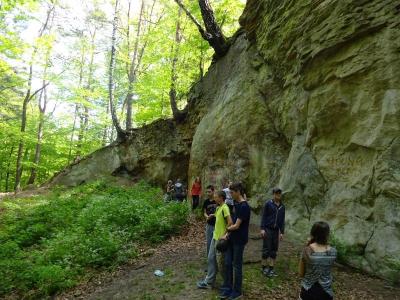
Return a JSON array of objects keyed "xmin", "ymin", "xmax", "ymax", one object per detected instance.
[{"xmin": 0, "ymin": 0, "xmax": 245, "ymax": 191}]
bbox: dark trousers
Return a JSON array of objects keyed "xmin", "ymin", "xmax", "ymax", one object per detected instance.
[
  {"xmin": 262, "ymin": 228, "xmax": 279, "ymax": 259},
  {"xmin": 175, "ymin": 194, "xmax": 185, "ymax": 202},
  {"xmin": 192, "ymin": 195, "xmax": 200, "ymax": 209},
  {"xmin": 300, "ymin": 283, "xmax": 333, "ymax": 300},
  {"xmin": 222, "ymin": 243, "xmax": 245, "ymax": 295}
]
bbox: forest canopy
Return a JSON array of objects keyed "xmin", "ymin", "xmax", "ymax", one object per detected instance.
[{"xmin": 0, "ymin": 0, "xmax": 245, "ymax": 192}]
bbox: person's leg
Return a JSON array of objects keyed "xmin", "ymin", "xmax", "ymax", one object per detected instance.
[
  {"xmin": 300, "ymin": 283, "xmax": 332, "ymax": 300},
  {"xmin": 312, "ymin": 283, "xmax": 333, "ymax": 300},
  {"xmin": 198, "ymin": 239, "xmax": 217, "ymax": 288},
  {"xmin": 220, "ymin": 243, "xmax": 233, "ymax": 297},
  {"xmin": 231, "ymin": 243, "xmax": 245, "ymax": 296},
  {"xmin": 300, "ymin": 287, "xmax": 312, "ymax": 300},
  {"xmin": 262, "ymin": 229, "xmax": 273, "ymax": 275},
  {"xmin": 192, "ymin": 195, "xmax": 199, "ymax": 209},
  {"xmin": 261, "ymin": 236, "xmax": 270, "ymax": 273},
  {"xmin": 217, "ymin": 250, "xmax": 225, "ymax": 283},
  {"xmin": 268, "ymin": 229, "xmax": 279, "ymax": 276},
  {"xmin": 205, "ymin": 224, "xmax": 214, "ymax": 258},
  {"xmin": 205, "ymin": 239, "xmax": 218, "ymax": 284}
]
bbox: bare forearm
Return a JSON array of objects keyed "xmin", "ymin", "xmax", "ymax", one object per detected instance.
[{"xmin": 298, "ymin": 260, "xmax": 305, "ymax": 277}]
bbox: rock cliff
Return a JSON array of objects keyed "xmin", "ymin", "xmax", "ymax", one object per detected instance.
[{"xmin": 50, "ymin": 0, "xmax": 400, "ymax": 280}]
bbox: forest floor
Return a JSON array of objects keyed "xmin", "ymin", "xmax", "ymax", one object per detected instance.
[
  {"xmin": 58, "ymin": 216, "xmax": 400, "ymax": 300},
  {"xmin": 0, "ymin": 186, "xmax": 50, "ymax": 202}
]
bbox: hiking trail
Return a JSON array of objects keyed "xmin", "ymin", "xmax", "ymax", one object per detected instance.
[{"xmin": 58, "ymin": 217, "xmax": 400, "ymax": 300}]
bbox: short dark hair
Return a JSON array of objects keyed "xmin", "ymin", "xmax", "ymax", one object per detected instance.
[
  {"xmin": 217, "ymin": 190, "xmax": 226, "ymax": 200},
  {"xmin": 272, "ymin": 187, "xmax": 282, "ymax": 194},
  {"xmin": 310, "ymin": 221, "xmax": 330, "ymax": 245},
  {"xmin": 206, "ymin": 185, "xmax": 215, "ymax": 191},
  {"xmin": 230, "ymin": 182, "xmax": 245, "ymax": 196}
]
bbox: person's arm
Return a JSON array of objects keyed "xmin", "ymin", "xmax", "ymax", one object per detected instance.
[
  {"xmin": 279, "ymin": 206, "xmax": 285, "ymax": 241},
  {"xmin": 203, "ymin": 201, "xmax": 209, "ymax": 219},
  {"xmin": 204, "ymin": 208, "xmax": 209, "ymax": 219},
  {"xmin": 228, "ymin": 204, "xmax": 249, "ymax": 231},
  {"xmin": 299, "ymin": 246, "xmax": 309, "ymax": 277},
  {"xmin": 226, "ymin": 215, "xmax": 233, "ymax": 227},
  {"xmin": 260, "ymin": 202, "xmax": 268, "ymax": 238},
  {"xmin": 228, "ymin": 218, "xmax": 242, "ymax": 231},
  {"xmin": 298, "ymin": 258, "xmax": 305, "ymax": 277},
  {"xmin": 221, "ymin": 211, "xmax": 233, "ymax": 239}
]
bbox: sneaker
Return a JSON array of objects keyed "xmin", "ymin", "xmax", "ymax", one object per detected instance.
[
  {"xmin": 219, "ymin": 288, "xmax": 232, "ymax": 299},
  {"xmin": 197, "ymin": 280, "xmax": 212, "ymax": 289},
  {"xmin": 267, "ymin": 269, "xmax": 278, "ymax": 277},
  {"xmin": 229, "ymin": 292, "xmax": 243, "ymax": 300},
  {"xmin": 219, "ymin": 292, "xmax": 230, "ymax": 299},
  {"xmin": 262, "ymin": 267, "xmax": 270, "ymax": 276}
]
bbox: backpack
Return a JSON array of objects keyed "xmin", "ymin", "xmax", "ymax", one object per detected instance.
[{"xmin": 174, "ymin": 183, "xmax": 184, "ymax": 197}]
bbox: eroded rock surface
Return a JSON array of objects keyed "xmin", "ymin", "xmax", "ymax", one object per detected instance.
[{"xmin": 50, "ymin": 0, "xmax": 400, "ymax": 280}]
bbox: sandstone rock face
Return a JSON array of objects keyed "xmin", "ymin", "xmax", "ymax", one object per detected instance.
[
  {"xmin": 50, "ymin": 0, "xmax": 399, "ymax": 280},
  {"xmin": 50, "ymin": 119, "xmax": 193, "ymax": 187},
  {"xmin": 236, "ymin": 0, "xmax": 400, "ymax": 279}
]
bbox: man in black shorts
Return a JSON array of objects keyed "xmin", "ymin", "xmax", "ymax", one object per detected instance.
[{"xmin": 260, "ymin": 187, "xmax": 285, "ymax": 277}]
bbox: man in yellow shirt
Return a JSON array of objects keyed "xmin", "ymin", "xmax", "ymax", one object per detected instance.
[{"xmin": 197, "ymin": 191, "xmax": 233, "ymax": 289}]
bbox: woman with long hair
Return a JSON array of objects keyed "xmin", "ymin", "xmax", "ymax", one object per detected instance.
[{"xmin": 191, "ymin": 176, "xmax": 202, "ymax": 210}]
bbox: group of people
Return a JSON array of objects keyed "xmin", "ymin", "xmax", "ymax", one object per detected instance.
[
  {"xmin": 184, "ymin": 180, "xmax": 337, "ymax": 300},
  {"xmin": 165, "ymin": 177, "xmax": 204, "ymax": 209},
  {"xmin": 164, "ymin": 178, "xmax": 187, "ymax": 202},
  {"xmin": 197, "ymin": 182, "xmax": 251, "ymax": 300}
]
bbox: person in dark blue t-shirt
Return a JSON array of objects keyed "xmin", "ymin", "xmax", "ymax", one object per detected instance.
[
  {"xmin": 260, "ymin": 187, "xmax": 285, "ymax": 277},
  {"xmin": 220, "ymin": 182, "xmax": 251, "ymax": 300}
]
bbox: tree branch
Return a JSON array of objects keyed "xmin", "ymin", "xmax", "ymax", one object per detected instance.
[
  {"xmin": 173, "ymin": 0, "xmax": 228, "ymax": 57},
  {"xmin": 28, "ymin": 82, "xmax": 50, "ymax": 102},
  {"xmin": 174, "ymin": 0, "xmax": 210, "ymax": 40}
]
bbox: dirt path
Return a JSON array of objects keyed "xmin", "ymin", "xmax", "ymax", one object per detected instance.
[
  {"xmin": 0, "ymin": 186, "xmax": 50, "ymax": 201},
  {"xmin": 58, "ymin": 220, "xmax": 400, "ymax": 300}
]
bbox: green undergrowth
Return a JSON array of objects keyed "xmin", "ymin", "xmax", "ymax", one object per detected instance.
[
  {"xmin": 0, "ymin": 181, "xmax": 189, "ymax": 299},
  {"xmin": 329, "ymin": 234, "xmax": 360, "ymax": 264}
]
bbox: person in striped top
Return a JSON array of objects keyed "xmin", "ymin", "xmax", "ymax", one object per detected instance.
[{"xmin": 299, "ymin": 221, "xmax": 337, "ymax": 300}]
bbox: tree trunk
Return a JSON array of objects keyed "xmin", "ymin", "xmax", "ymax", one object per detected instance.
[
  {"xmin": 169, "ymin": 7, "xmax": 187, "ymax": 121},
  {"xmin": 126, "ymin": 0, "xmax": 145, "ymax": 130},
  {"xmin": 76, "ymin": 110, "xmax": 86, "ymax": 157},
  {"xmin": 109, "ymin": 0, "xmax": 127, "ymax": 141},
  {"xmin": 80, "ymin": 28, "xmax": 96, "ymax": 148},
  {"xmin": 174, "ymin": 0, "xmax": 228, "ymax": 57},
  {"xmin": 15, "ymin": 4, "xmax": 54, "ymax": 191},
  {"xmin": 28, "ymin": 41, "xmax": 52, "ymax": 185},
  {"xmin": 102, "ymin": 101, "xmax": 110, "ymax": 146},
  {"xmin": 27, "ymin": 83, "xmax": 48, "ymax": 185},
  {"xmin": 199, "ymin": 46, "xmax": 204, "ymax": 79},
  {"xmin": 197, "ymin": 0, "xmax": 227, "ymax": 56},
  {"xmin": 75, "ymin": 45, "xmax": 86, "ymax": 159},
  {"xmin": 5, "ymin": 146, "xmax": 14, "ymax": 192},
  {"xmin": 14, "ymin": 95, "xmax": 29, "ymax": 192},
  {"xmin": 27, "ymin": 117, "xmax": 43, "ymax": 185},
  {"xmin": 68, "ymin": 104, "xmax": 79, "ymax": 163}
]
